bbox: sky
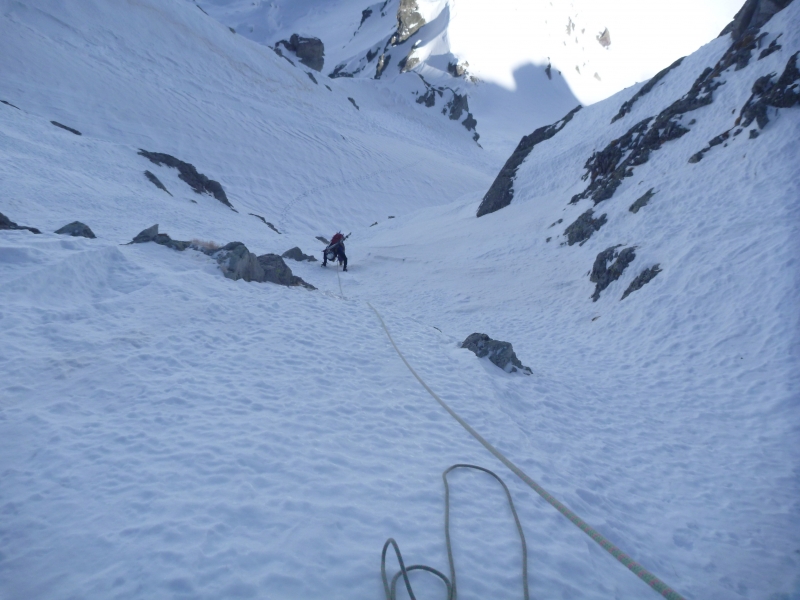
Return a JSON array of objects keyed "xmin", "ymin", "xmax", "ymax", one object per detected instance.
[{"xmin": 446, "ymin": 0, "xmax": 746, "ymax": 103}]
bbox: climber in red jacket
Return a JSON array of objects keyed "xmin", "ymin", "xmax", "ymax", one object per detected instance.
[{"xmin": 322, "ymin": 232, "xmax": 348, "ymax": 271}]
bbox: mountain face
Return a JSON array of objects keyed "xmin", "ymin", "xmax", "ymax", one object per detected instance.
[
  {"xmin": 197, "ymin": 0, "xmax": 748, "ymax": 154},
  {"xmin": 1, "ymin": 1, "xmax": 799, "ymax": 599}
]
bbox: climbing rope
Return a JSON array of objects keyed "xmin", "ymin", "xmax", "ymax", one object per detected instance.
[
  {"xmin": 382, "ymin": 464, "xmax": 529, "ymax": 600},
  {"xmin": 336, "ymin": 261, "xmax": 344, "ymax": 298},
  {"xmin": 367, "ymin": 302, "xmax": 686, "ymax": 600}
]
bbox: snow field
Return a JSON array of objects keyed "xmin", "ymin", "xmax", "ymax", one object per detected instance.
[{"xmin": 1, "ymin": 232, "xmax": 658, "ymax": 599}]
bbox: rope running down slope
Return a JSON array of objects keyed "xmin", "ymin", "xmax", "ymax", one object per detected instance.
[{"xmin": 367, "ymin": 302, "xmax": 686, "ymax": 600}]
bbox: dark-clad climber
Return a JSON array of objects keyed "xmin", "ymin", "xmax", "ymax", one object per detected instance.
[{"xmin": 322, "ymin": 232, "xmax": 349, "ymax": 271}]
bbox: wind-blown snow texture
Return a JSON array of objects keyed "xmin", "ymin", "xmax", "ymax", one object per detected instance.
[{"xmin": 1, "ymin": 1, "xmax": 799, "ymax": 600}]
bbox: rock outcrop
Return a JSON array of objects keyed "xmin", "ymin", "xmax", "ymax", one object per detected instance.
[
  {"xmin": 738, "ymin": 50, "xmax": 799, "ymax": 130},
  {"xmin": 629, "ymin": 188, "xmax": 656, "ymax": 213},
  {"xmin": 249, "ymin": 213, "xmax": 281, "ymax": 234},
  {"xmin": 572, "ymin": 19, "xmax": 789, "ymax": 207},
  {"xmin": 51, "ymin": 121, "xmax": 81, "ymax": 135},
  {"xmin": 719, "ymin": 0, "xmax": 794, "ymax": 40},
  {"xmin": 256, "ymin": 253, "xmax": 315, "ymax": 289},
  {"xmin": 590, "ymin": 246, "xmax": 636, "ymax": 301},
  {"xmin": 282, "ymin": 247, "xmax": 317, "ymax": 262},
  {"xmin": 563, "ymin": 209, "xmax": 607, "ymax": 246},
  {"xmin": 448, "ymin": 61, "xmax": 469, "ymax": 77},
  {"xmin": 55, "ymin": 221, "xmax": 96, "ymax": 239},
  {"xmin": 375, "ymin": 53, "xmax": 391, "ymax": 79},
  {"xmin": 214, "ymin": 242, "xmax": 266, "ymax": 282},
  {"xmin": 621, "ymin": 265, "xmax": 662, "ymax": 300},
  {"xmin": 144, "ymin": 170, "xmax": 172, "ymax": 195},
  {"xmin": 477, "ymin": 105, "xmax": 582, "ymax": 217},
  {"xmin": 596, "ymin": 28, "xmax": 611, "ymax": 48},
  {"xmin": 689, "ymin": 51, "xmax": 799, "ymax": 163},
  {"xmin": 138, "ymin": 150, "xmax": 233, "ymax": 209},
  {"xmin": 128, "ymin": 225, "xmax": 314, "ymax": 289},
  {"xmin": 393, "ymin": 0, "xmax": 425, "ymax": 44},
  {"xmin": 359, "ymin": 8, "xmax": 373, "ymax": 28},
  {"xmin": 461, "ymin": 333, "xmax": 532, "ymax": 374},
  {"xmin": 129, "ymin": 224, "xmax": 190, "ymax": 250},
  {"xmin": 277, "ymin": 34, "xmax": 324, "ymax": 72},
  {"xmin": 611, "ymin": 57, "xmax": 685, "ymax": 124},
  {"xmin": 0, "ymin": 212, "xmax": 41, "ymax": 234}
]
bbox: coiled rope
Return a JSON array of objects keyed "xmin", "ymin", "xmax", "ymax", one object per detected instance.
[
  {"xmin": 367, "ymin": 302, "xmax": 686, "ymax": 600},
  {"xmin": 382, "ymin": 464, "xmax": 528, "ymax": 600}
]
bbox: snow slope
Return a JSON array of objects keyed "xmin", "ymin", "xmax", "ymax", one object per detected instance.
[
  {"xmin": 1, "ymin": 0, "xmax": 799, "ymax": 599},
  {"xmin": 0, "ymin": 0, "xmax": 492, "ymax": 238}
]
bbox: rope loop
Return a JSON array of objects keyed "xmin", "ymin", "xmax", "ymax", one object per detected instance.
[{"xmin": 381, "ymin": 464, "xmax": 528, "ymax": 600}]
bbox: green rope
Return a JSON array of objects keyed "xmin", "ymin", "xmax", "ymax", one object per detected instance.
[
  {"xmin": 368, "ymin": 302, "xmax": 686, "ymax": 600},
  {"xmin": 382, "ymin": 464, "xmax": 529, "ymax": 600}
]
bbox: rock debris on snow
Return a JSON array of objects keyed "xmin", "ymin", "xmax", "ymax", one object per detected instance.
[
  {"xmin": 719, "ymin": 0, "xmax": 794, "ymax": 41},
  {"xmin": 572, "ymin": 19, "xmax": 789, "ymax": 206},
  {"xmin": 737, "ymin": 51, "xmax": 800, "ymax": 129},
  {"xmin": 691, "ymin": 51, "xmax": 799, "ymax": 163},
  {"xmin": 359, "ymin": 8, "xmax": 373, "ymax": 29},
  {"xmin": 621, "ymin": 264, "xmax": 662, "ymax": 300},
  {"xmin": 138, "ymin": 149, "xmax": 233, "ymax": 209},
  {"xmin": 563, "ymin": 208, "xmax": 607, "ymax": 246},
  {"xmin": 629, "ymin": 188, "xmax": 656, "ymax": 213},
  {"xmin": 276, "ymin": 34, "xmax": 325, "ymax": 72},
  {"xmin": 129, "ymin": 225, "xmax": 314, "ymax": 289},
  {"xmin": 611, "ymin": 57, "xmax": 685, "ymax": 124},
  {"xmin": 393, "ymin": 0, "xmax": 426, "ymax": 45},
  {"xmin": 0, "ymin": 211, "xmax": 41, "ymax": 234},
  {"xmin": 590, "ymin": 245, "xmax": 636, "ymax": 301},
  {"xmin": 50, "ymin": 121, "xmax": 82, "ymax": 135},
  {"xmin": 143, "ymin": 170, "xmax": 172, "ymax": 195},
  {"xmin": 596, "ymin": 27, "xmax": 611, "ymax": 48},
  {"xmin": 282, "ymin": 246, "xmax": 318, "ymax": 262},
  {"xmin": 460, "ymin": 333, "xmax": 532, "ymax": 374},
  {"xmin": 759, "ymin": 34, "xmax": 783, "ymax": 59},
  {"xmin": 248, "ymin": 213, "xmax": 281, "ymax": 234},
  {"xmin": 55, "ymin": 221, "xmax": 96, "ymax": 239},
  {"xmin": 375, "ymin": 53, "xmax": 391, "ymax": 78}
]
